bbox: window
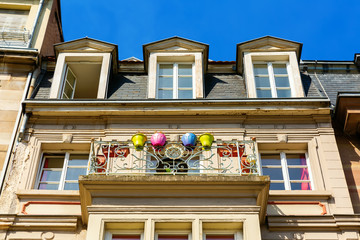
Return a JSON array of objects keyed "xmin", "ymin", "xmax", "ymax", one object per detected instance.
[
  {"xmin": 36, "ymin": 153, "xmax": 88, "ymax": 190},
  {"xmin": 253, "ymin": 62, "xmax": 291, "ymax": 98},
  {"xmin": 260, "ymin": 152, "xmax": 312, "ymax": 190},
  {"xmin": 61, "ymin": 67, "xmax": 77, "ymax": 99},
  {"xmin": 157, "ymin": 63, "xmax": 194, "ymax": 99},
  {"xmin": 112, "ymin": 235, "xmax": 141, "ymax": 240}
]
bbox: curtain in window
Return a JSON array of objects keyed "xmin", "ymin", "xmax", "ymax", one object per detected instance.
[{"xmin": 300, "ymin": 156, "xmax": 310, "ymax": 190}]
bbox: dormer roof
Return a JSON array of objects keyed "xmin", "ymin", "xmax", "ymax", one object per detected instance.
[
  {"xmin": 236, "ymin": 36, "xmax": 303, "ymax": 73},
  {"xmin": 54, "ymin": 37, "xmax": 118, "ymax": 72},
  {"xmin": 142, "ymin": 36, "xmax": 209, "ymax": 72}
]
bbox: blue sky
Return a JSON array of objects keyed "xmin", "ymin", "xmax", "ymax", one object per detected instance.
[{"xmin": 61, "ymin": 0, "xmax": 360, "ymax": 61}]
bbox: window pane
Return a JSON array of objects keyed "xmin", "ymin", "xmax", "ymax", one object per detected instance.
[
  {"xmin": 63, "ymin": 82, "xmax": 74, "ymax": 99},
  {"xmin": 159, "ymin": 64, "xmax": 173, "ymax": 75},
  {"xmin": 112, "ymin": 235, "xmax": 141, "ymax": 240},
  {"xmin": 159, "ymin": 77, "xmax": 173, "ymax": 88},
  {"xmin": 178, "ymin": 90, "xmax": 193, "ymax": 99},
  {"xmin": 253, "ymin": 64, "xmax": 268, "ymax": 75},
  {"xmin": 262, "ymin": 168, "xmax": 283, "ymax": 180},
  {"xmin": 158, "ymin": 235, "xmax": 188, "ymax": 240},
  {"xmin": 178, "ymin": 77, "xmax": 192, "ymax": 88},
  {"xmin": 272, "ymin": 64, "xmax": 287, "ymax": 74},
  {"xmin": 64, "ymin": 182, "xmax": 80, "ymax": 190},
  {"xmin": 178, "ymin": 64, "xmax": 192, "ymax": 75},
  {"xmin": 158, "ymin": 90, "xmax": 173, "ymax": 99},
  {"xmin": 65, "ymin": 168, "xmax": 87, "ymax": 180},
  {"xmin": 39, "ymin": 183, "xmax": 59, "ymax": 190},
  {"xmin": 286, "ymin": 154, "xmax": 307, "ymax": 165},
  {"xmin": 276, "ymin": 89, "xmax": 291, "ymax": 98},
  {"xmin": 40, "ymin": 170, "xmax": 62, "ymax": 181},
  {"xmin": 261, "ymin": 154, "xmax": 281, "ymax": 165},
  {"xmin": 256, "ymin": 90, "xmax": 272, "ymax": 98},
  {"xmin": 206, "ymin": 235, "xmax": 234, "ymax": 240},
  {"xmin": 66, "ymin": 69, "xmax": 76, "ymax": 86},
  {"xmin": 69, "ymin": 154, "xmax": 89, "ymax": 166},
  {"xmin": 270, "ymin": 182, "xmax": 285, "ymax": 190},
  {"xmin": 43, "ymin": 157, "xmax": 64, "ymax": 168},
  {"xmin": 291, "ymin": 182, "xmax": 312, "ymax": 190},
  {"xmin": 255, "ymin": 76, "xmax": 270, "ymax": 87},
  {"xmin": 288, "ymin": 168, "xmax": 309, "ymax": 180},
  {"xmin": 275, "ymin": 76, "xmax": 290, "ymax": 87}
]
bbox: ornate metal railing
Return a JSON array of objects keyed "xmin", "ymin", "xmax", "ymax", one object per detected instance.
[{"xmin": 87, "ymin": 138, "xmax": 260, "ymax": 175}]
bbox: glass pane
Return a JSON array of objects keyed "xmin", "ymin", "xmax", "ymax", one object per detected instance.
[
  {"xmin": 159, "ymin": 77, "xmax": 173, "ymax": 88},
  {"xmin": 291, "ymin": 182, "xmax": 312, "ymax": 190},
  {"xmin": 69, "ymin": 154, "xmax": 89, "ymax": 166},
  {"xmin": 257, "ymin": 89, "xmax": 272, "ymax": 98},
  {"xmin": 40, "ymin": 170, "xmax": 62, "ymax": 181},
  {"xmin": 64, "ymin": 182, "xmax": 80, "ymax": 190},
  {"xmin": 178, "ymin": 64, "xmax": 192, "ymax": 75},
  {"xmin": 158, "ymin": 90, "xmax": 173, "ymax": 99},
  {"xmin": 272, "ymin": 64, "xmax": 287, "ymax": 74},
  {"xmin": 63, "ymin": 82, "xmax": 74, "ymax": 99},
  {"xmin": 286, "ymin": 154, "xmax": 307, "ymax": 165},
  {"xmin": 38, "ymin": 183, "xmax": 59, "ymax": 190},
  {"xmin": 159, "ymin": 64, "xmax": 173, "ymax": 75},
  {"xmin": 261, "ymin": 154, "xmax": 281, "ymax": 165},
  {"xmin": 66, "ymin": 69, "xmax": 76, "ymax": 86},
  {"xmin": 253, "ymin": 64, "xmax": 268, "ymax": 75},
  {"xmin": 270, "ymin": 182, "xmax": 285, "ymax": 190},
  {"xmin": 158, "ymin": 235, "xmax": 188, "ymax": 240},
  {"xmin": 112, "ymin": 235, "xmax": 141, "ymax": 240},
  {"xmin": 262, "ymin": 168, "xmax": 283, "ymax": 180},
  {"xmin": 255, "ymin": 76, "xmax": 270, "ymax": 87},
  {"xmin": 43, "ymin": 157, "xmax": 64, "ymax": 168},
  {"xmin": 288, "ymin": 168, "xmax": 309, "ymax": 180},
  {"xmin": 206, "ymin": 235, "xmax": 234, "ymax": 240},
  {"xmin": 178, "ymin": 77, "xmax": 192, "ymax": 88},
  {"xmin": 65, "ymin": 168, "xmax": 87, "ymax": 180},
  {"xmin": 275, "ymin": 76, "xmax": 290, "ymax": 87},
  {"xmin": 178, "ymin": 90, "xmax": 193, "ymax": 99},
  {"xmin": 277, "ymin": 89, "xmax": 291, "ymax": 98}
]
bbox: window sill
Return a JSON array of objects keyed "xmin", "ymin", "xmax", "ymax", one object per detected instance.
[
  {"xmin": 16, "ymin": 189, "xmax": 80, "ymax": 200},
  {"xmin": 269, "ymin": 190, "xmax": 332, "ymax": 200}
]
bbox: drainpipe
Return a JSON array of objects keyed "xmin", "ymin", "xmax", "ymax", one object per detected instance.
[
  {"xmin": 27, "ymin": 67, "xmax": 41, "ymax": 98},
  {"xmin": 27, "ymin": 0, "xmax": 45, "ymax": 48},
  {"xmin": 0, "ymin": 72, "xmax": 32, "ymax": 193}
]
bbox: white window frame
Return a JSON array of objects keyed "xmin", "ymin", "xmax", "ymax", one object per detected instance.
[
  {"xmin": 155, "ymin": 230, "xmax": 192, "ymax": 240},
  {"xmin": 259, "ymin": 151, "xmax": 314, "ymax": 191},
  {"xmin": 253, "ymin": 61, "xmax": 294, "ymax": 98},
  {"xmin": 104, "ymin": 230, "xmax": 144, "ymax": 240},
  {"xmin": 35, "ymin": 152, "xmax": 88, "ymax": 190},
  {"xmin": 203, "ymin": 231, "xmax": 243, "ymax": 240},
  {"xmin": 60, "ymin": 65, "xmax": 77, "ymax": 99},
  {"xmin": 156, "ymin": 62, "xmax": 195, "ymax": 99}
]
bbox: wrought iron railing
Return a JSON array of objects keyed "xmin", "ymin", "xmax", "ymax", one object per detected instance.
[{"xmin": 87, "ymin": 138, "xmax": 260, "ymax": 175}]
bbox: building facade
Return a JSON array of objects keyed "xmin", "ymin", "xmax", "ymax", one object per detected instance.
[
  {"xmin": 0, "ymin": 0, "xmax": 63, "ymax": 181},
  {"xmin": 0, "ymin": 32, "xmax": 359, "ymax": 240}
]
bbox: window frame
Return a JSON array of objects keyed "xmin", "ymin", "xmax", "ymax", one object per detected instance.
[
  {"xmin": 203, "ymin": 231, "xmax": 243, "ymax": 240},
  {"xmin": 60, "ymin": 65, "xmax": 77, "ymax": 99},
  {"xmin": 35, "ymin": 152, "xmax": 89, "ymax": 190},
  {"xmin": 155, "ymin": 230, "xmax": 192, "ymax": 240},
  {"xmin": 104, "ymin": 230, "xmax": 144, "ymax": 240},
  {"xmin": 156, "ymin": 62, "xmax": 196, "ymax": 99},
  {"xmin": 253, "ymin": 61, "xmax": 293, "ymax": 98},
  {"xmin": 260, "ymin": 150, "xmax": 314, "ymax": 191}
]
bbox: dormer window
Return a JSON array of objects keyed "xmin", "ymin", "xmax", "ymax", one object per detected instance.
[
  {"xmin": 236, "ymin": 36, "xmax": 304, "ymax": 98},
  {"xmin": 49, "ymin": 38, "xmax": 118, "ymax": 99},
  {"xmin": 254, "ymin": 62, "xmax": 291, "ymax": 98},
  {"xmin": 157, "ymin": 63, "xmax": 194, "ymax": 99},
  {"xmin": 143, "ymin": 37, "xmax": 209, "ymax": 99}
]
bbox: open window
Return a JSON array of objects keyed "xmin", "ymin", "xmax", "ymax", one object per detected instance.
[{"xmin": 50, "ymin": 38, "xmax": 118, "ymax": 99}]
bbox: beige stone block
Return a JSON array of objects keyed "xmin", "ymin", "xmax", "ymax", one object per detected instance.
[
  {"xmin": 0, "ymin": 121, "xmax": 15, "ymax": 133},
  {"xmin": 0, "ymin": 151, "xmax": 6, "ymax": 171},
  {"xmin": 0, "ymin": 132, "xmax": 12, "ymax": 145},
  {"xmin": 333, "ymin": 197, "xmax": 353, "ymax": 208},
  {"xmin": 324, "ymin": 160, "xmax": 343, "ymax": 169},
  {"xmin": 0, "ymin": 144, "xmax": 8, "ymax": 152},
  {"xmin": 0, "ymin": 89, "xmax": 23, "ymax": 101},
  {"xmin": 267, "ymin": 203, "xmax": 325, "ymax": 216},
  {"xmin": 0, "ymin": 79, "xmax": 26, "ymax": 90},
  {"xmin": 328, "ymin": 178, "xmax": 348, "ymax": 188},
  {"xmin": 0, "ymin": 73, "xmax": 11, "ymax": 81},
  {"xmin": 334, "ymin": 207, "xmax": 354, "ymax": 214},
  {"xmin": 0, "ymin": 111, "xmax": 18, "ymax": 121},
  {"xmin": 319, "ymin": 134, "xmax": 337, "ymax": 143},
  {"xmin": 304, "ymin": 232, "xmax": 338, "ymax": 239},
  {"xmin": 0, "ymin": 100, "xmax": 21, "ymax": 111}
]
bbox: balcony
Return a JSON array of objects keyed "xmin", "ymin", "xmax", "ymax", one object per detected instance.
[{"xmin": 87, "ymin": 133, "xmax": 260, "ymax": 176}]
